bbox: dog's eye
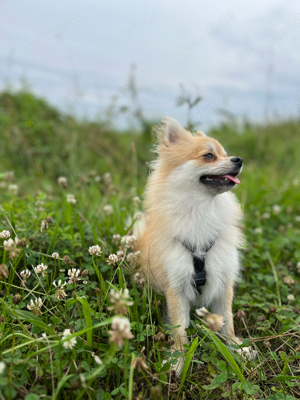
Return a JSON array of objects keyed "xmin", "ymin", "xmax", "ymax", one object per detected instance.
[{"xmin": 203, "ymin": 153, "xmax": 214, "ymax": 159}]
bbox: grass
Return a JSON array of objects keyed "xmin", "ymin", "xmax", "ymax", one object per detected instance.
[{"xmin": 0, "ymin": 89, "xmax": 300, "ymax": 400}]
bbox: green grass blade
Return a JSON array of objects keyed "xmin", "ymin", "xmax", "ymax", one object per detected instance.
[
  {"xmin": 128, "ymin": 353, "xmax": 136, "ymax": 400},
  {"xmin": 2, "ymin": 318, "xmax": 112, "ymax": 358},
  {"xmin": 1, "ymin": 299, "xmax": 54, "ymax": 334},
  {"xmin": 76, "ymin": 295, "xmax": 93, "ymax": 348},
  {"xmin": 54, "ymin": 373, "xmax": 74, "ymax": 400},
  {"xmin": 177, "ymin": 337, "xmax": 199, "ymax": 399},
  {"xmin": 205, "ymin": 328, "xmax": 245, "ymax": 384},
  {"xmin": 73, "ymin": 210, "xmax": 85, "ymax": 248},
  {"xmin": 270, "ymin": 375, "xmax": 300, "ymax": 382}
]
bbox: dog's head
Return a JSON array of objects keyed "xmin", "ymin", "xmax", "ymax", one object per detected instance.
[{"xmin": 154, "ymin": 117, "xmax": 243, "ymax": 195}]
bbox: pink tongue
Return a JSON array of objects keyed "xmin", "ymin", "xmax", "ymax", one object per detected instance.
[{"xmin": 224, "ymin": 175, "xmax": 240, "ymax": 184}]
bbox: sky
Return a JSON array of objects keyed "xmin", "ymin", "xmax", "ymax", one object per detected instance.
[{"xmin": 1, "ymin": 0, "xmax": 300, "ymax": 130}]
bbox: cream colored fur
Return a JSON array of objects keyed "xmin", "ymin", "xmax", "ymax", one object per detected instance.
[{"xmin": 136, "ymin": 117, "xmax": 254, "ymax": 374}]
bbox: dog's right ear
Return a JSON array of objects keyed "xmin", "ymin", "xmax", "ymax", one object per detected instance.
[
  {"xmin": 158, "ymin": 117, "xmax": 186, "ymax": 145},
  {"xmin": 195, "ymin": 130, "xmax": 207, "ymax": 137}
]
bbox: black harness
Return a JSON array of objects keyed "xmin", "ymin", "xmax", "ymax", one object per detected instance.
[{"xmin": 180, "ymin": 240, "xmax": 216, "ymax": 295}]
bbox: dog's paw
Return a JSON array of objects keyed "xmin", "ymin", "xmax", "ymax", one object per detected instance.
[{"xmin": 234, "ymin": 346, "xmax": 258, "ymax": 361}]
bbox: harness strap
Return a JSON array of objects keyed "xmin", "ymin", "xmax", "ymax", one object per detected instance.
[{"xmin": 180, "ymin": 240, "xmax": 216, "ymax": 294}]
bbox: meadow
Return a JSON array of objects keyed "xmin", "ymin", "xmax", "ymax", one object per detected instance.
[{"xmin": 0, "ymin": 89, "xmax": 300, "ymax": 400}]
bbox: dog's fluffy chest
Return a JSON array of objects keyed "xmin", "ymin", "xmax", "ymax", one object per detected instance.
[
  {"xmin": 162, "ymin": 192, "xmax": 242, "ymax": 304},
  {"xmin": 170, "ymin": 192, "xmax": 238, "ymax": 250}
]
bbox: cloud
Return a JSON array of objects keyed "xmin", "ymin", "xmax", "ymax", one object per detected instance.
[{"xmin": 1, "ymin": 0, "xmax": 299, "ymax": 129}]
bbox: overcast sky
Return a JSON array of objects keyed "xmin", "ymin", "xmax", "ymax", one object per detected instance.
[{"xmin": 1, "ymin": 0, "xmax": 300, "ymax": 130}]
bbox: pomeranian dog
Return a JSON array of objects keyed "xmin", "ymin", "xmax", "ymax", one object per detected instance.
[{"xmin": 135, "ymin": 117, "xmax": 255, "ymax": 373}]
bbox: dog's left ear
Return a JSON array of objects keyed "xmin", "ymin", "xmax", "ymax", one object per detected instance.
[
  {"xmin": 162, "ymin": 117, "xmax": 186, "ymax": 144},
  {"xmin": 195, "ymin": 130, "xmax": 207, "ymax": 137}
]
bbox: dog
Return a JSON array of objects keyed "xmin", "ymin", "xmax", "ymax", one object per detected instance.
[{"xmin": 135, "ymin": 117, "xmax": 253, "ymax": 373}]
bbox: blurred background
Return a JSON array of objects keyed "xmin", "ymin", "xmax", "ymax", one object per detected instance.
[{"xmin": 1, "ymin": 0, "xmax": 300, "ymax": 203}]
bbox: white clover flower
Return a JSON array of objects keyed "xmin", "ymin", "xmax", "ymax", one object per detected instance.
[
  {"xmin": 295, "ymin": 216, "xmax": 300, "ymax": 222},
  {"xmin": 89, "ymin": 245, "xmax": 102, "ymax": 256},
  {"xmin": 132, "ymin": 196, "xmax": 141, "ymax": 207},
  {"xmin": 108, "ymin": 288, "xmax": 134, "ymax": 315},
  {"xmin": 129, "ymin": 187, "xmax": 136, "ymax": 196},
  {"xmin": 34, "ymin": 263, "xmax": 48, "ymax": 277},
  {"xmin": 53, "ymin": 279, "xmax": 67, "ymax": 288},
  {"xmin": 62, "ymin": 329, "xmax": 77, "ymax": 349},
  {"xmin": 297, "ymin": 261, "xmax": 300, "ymax": 272},
  {"xmin": 0, "ymin": 230, "xmax": 10, "ymax": 239},
  {"xmin": 126, "ymin": 251, "xmax": 141, "ymax": 267},
  {"xmin": 55, "ymin": 289, "xmax": 67, "ymax": 300},
  {"xmin": 52, "ymin": 252, "xmax": 59, "ymax": 259},
  {"xmin": 4, "ymin": 171, "xmax": 14, "ymax": 181},
  {"xmin": 68, "ymin": 268, "xmax": 80, "ymax": 284},
  {"xmin": 66, "ymin": 194, "xmax": 77, "ymax": 204},
  {"xmin": 53, "ymin": 280, "xmax": 67, "ymax": 300},
  {"xmin": 134, "ymin": 272, "xmax": 140, "ymax": 280},
  {"xmin": 0, "ymin": 361, "xmax": 6, "ymax": 374},
  {"xmin": 120, "ymin": 235, "xmax": 137, "ymax": 250},
  {"xmin": 254, "ymin": 227, "xmax": 263, "ymax": 234},
  {"xmin": 40, "ymin": 220, "xmax": 48, "ymax": 232},
  {"xmin": 106, "ymin": 254, "xmax": 118, "ymax": 266},
  {"xmin": 27, "ymin": 298, "xmax": 43, "ymax": 315},
  {"xmin": 261, "ymin": 212, "xmax": 270, "ymax": 220},
  {"xmin": 8, "ymin": 184, "xmax": 18, "ymax": 195},
  {"xmin": 117, "ymin": 250, "xmax": 124, "ymax": 260},
  {"xmin": 82, "ymin": 280, "xmax": 88, "ymax": 285},
  {"xmin": 3, "ymin": 238, "xmax": 14, "ymax": 249},
  {"xmin": 40, "ymin": 332, "xmax": 48, "ymax": 341},
  {"xmin": 134, "ymin": 272, "xmax": 145, "ymax": 286},
  {"xmin": 94, "ymin": 176, "xmax": 101, "ymax": 182},
  {"xmin": 103, "ymin": 205, "xmax": 113, "ymax": 215},
  {"xmin": 20, "ymin": 269, "xmax": 31, "ymax": 279},
  {"xmin": 109, "ymin": 316, "xmax": 134, "ymax": 348},
  {"xmin": 287, "ymin": 294, "xmax": 295, "ymax": 301},
  {"xmin": 272, "ymin": 205, "xmax": 281, "ymax": 215},
  {"xmin": 111, "ymin": 315, "xmax": 132, "ymax": 332},
  {"xmin": 20, "ymin": 270, "xmax": 29, "ymax": 286},
  {"xmin": 112, "ymin": 234, "xmax": 121, "ymax": 245},
  {"xmin": 283, "ymin": 276, "xmax": 295, "ymax": 285},
  {"xmin": 57, "ymin": 176, "xmax": 68, "ymax": 187},
  {"xmin": 3, "ymin": 238, "xmax": 20, "ymax": 260},
  {"xmin": 103, "ymin": 172, "xmax": 112, "ymax": 185},
  {"xmin": 62, "ymin": 328, "xmax": 71, "ymax": 337}
]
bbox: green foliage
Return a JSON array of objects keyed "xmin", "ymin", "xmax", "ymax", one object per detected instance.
[{"xmin": 0, "ymin": 90, "xmax": 300, "ymax": 399}]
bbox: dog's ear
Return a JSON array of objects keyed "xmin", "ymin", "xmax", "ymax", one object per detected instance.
[
  {"xmin": 161, "ymin": 117, "xmax": 186, "ymax": 144},
  {"xmin": 195, "ymin": 130, "xmax": 207, "ymax": 137}
]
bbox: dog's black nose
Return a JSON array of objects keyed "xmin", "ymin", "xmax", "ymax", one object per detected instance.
[{"xmin": 231, "ymin": 157, "xmax": 243, "ymax": 166}]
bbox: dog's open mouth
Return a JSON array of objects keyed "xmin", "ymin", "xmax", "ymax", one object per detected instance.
[{"xmin": 200, "ymin": 172, "xmax": 240, "ymax": 185}]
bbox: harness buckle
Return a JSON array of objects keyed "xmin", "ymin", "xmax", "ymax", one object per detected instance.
[{"xmin": 194, "ymin": 270, "xmax": 206, "ymax": 290}]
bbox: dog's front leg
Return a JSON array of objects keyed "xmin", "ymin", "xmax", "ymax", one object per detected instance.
[
  {"xmin": 165, "ymin": 287, "xmax": 190, "ymax": 375},
  {"xmin": 211, "ymin": 284, "xmax": 239, "ymax": 343},
  {"xmin": 211, "ymin": 284, "xmax": 257, "ymax": 360}
]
